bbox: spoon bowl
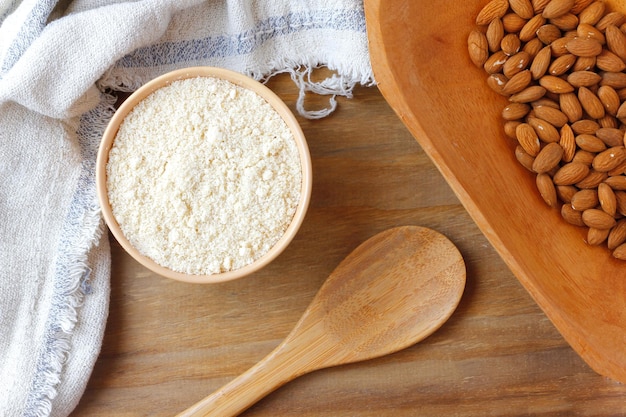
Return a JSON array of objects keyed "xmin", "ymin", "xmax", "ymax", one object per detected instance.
[{"xmin": 178, "ymin": 226, "xmax": 465, "ymax": 416}]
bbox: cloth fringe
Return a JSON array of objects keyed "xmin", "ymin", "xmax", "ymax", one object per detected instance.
[
  {"xmin": 99, "ymin": 63, "xmax": 375, "ymax": 120},
  {"xmin": 270, "ymin": 65, "xmax": 362, "ymax": 119},
  {"xmin": 24, "ymin": 94, "xmax": 116, "ymax": 417},
  {"xmin": 27, "ymin": 207, "xmax": 105, "ymax": 417}
]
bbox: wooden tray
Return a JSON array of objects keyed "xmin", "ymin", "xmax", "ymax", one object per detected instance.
[{"xmin": 365, "ymin": 0, "xmax": 626, "ymax": 382}]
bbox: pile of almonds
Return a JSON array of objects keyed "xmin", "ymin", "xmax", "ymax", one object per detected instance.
[{"xmin": 468, "ymin": 0, "xmax": 626, "ymax": 259}]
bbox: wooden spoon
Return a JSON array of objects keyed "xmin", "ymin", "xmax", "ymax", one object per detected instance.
[{"xmin": 178, "ymin": 226, "xmax": 465, "ymax": 417}]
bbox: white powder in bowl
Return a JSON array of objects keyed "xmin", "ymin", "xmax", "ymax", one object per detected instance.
[{"xmin": 106, "ymin": 76, "xmax": 302, "ymax": 275}]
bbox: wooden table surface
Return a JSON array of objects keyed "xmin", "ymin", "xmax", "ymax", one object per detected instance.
[{"xmin": 73, "ymin": 73, "xmax": 626, "ymax": 416}]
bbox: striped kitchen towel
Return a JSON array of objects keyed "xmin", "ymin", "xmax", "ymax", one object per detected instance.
[{"xmin": 0, "ymin": 1, "xmax": 373, "ymax": 416}]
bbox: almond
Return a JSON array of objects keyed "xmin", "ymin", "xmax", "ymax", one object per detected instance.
[
  {"xmin": 515, "ymin": 145, "xmax": 536, "ymax": 171},
  {"xmin": 608, "ymin": 219, "xmax": 626, "ymax": 249},
  {"xmin": 511, "ymin": 0, "xmax": 536, "ymax": 19},
  {"xmin": 516, "ymin": 122, "xmax": 542, "ymax": 156},
  {"xmin": 596, "ymin": 12, "xmax": 626, "ymax": 32},
  {"xmin": 571, "ymin": 119, "xmax": 600, "ymax": 135},
  {"xmin": 533, "ymin": 142, "xmax": 565, "ymax": 173},
  {"xmin": 571, "ymin": 188, "xmax": 599, "ymax": 210},
  {"xmin": 604, "ymin": 175, "xmax": 626, "ymax": 191},
  {"xmin": 557, "ymin": 184, "xmax": 578, "ymax": 202},
  {"xmin": 595, "ymin": 127, "xmax": 624, "ymax": 147},
  {"xmin": 565, "ymin": 37, "xmax": 603, "ymax": 57},
  {"xmin": 468, "ymin": 29, "xmax": 489, "ymax": 67},
  {"xmin": 550, "ymin": 13, "xmax": 579, "ymax": 31},
  {"xmin": 531, "ymin": 98, "xmax": 560, "ymax": 109},
  {"xmin": 582, "ymin": 208, "xmax": 617, "ymax": 229},
  {"xmin": 601, "ymin": 72, "xmax": 626, "ymax": 89},
  {"xmin": 549, "ymin": 54, "xmax": 577, "ymax": 75},
  {"xmin": 536, "ymin": 173, "xmax": 558, "ymax": 206},
  {"xmin": 532, "ymin": 0, "xmax": 552, "ymax": 14},
  {"xmin": 576, "ymin": 133, "xmax": 606, "ymax": 153},
  {"xmin": 539, "ymin": 75, "xmax": 574, "ymax": 93},
  {"xmin": 561, "ymin": 203, "xmax": 586, "ymax": 226},
  {"xmin": 476, "ymin": 0, "xmax": 510, "ymax": 25},
  {"xmin": 551, "ymin": 36, "xmax": 573, "ymax": 57},
  {"xmin": 597, "ymin": 86, "xmax": 621, "ymax": 116},
  {"xmin": 613, "ymin": 243, "xmax": 626, "ymax": 260},
  {"xmin": 503, "ymin": 51, "xmax": 532, "ymax": 78},
  {"xmin": 528, "ymin": 116, "xmax": 560, "ymax": 142},
  {"xmin": 605, "ymin": 25, "xmax": 626, "ymax": 62},
  {"xmin": 537, "ymin": 24, "xmax": 562, "ymax": 44},
  {"xmin": 576, "ymin": 22, "xmax": 605, "ymax": 44},
  {"xmin": 578, "ymin": 0, "xmax": 605, "ymax": 26},
  {"xmin": 596, "ymin": 50, "xmax": 626, "ymax": 72},
  {"xmin": 572, "ymin": 149, "xmax": 595, "ymax": 166},
  {"xmin": 608, "ymin": 160, "xmax": 626, "ymax": 177},
  {"xmin": 484, "ymin": 50, "xmax": 509, "ymax": 74},
  {"xmin": 616, "ymin": 100, "xmax": 626, "ymax": 120},
  {"xmin": 523, "ymin": 37, "xmax": 545, "ymax": 58},
  {"xmin": 530, "ymin": 46, "xmax": 552, "ymax": 79},
  {"xmin": 515, "ymin": 145, "xmax": 535, "ymax": 172},
  {"xmin": 486, "ymin": 73, "xmax": 509, "ymax": 95},
  {"xmin": 531, "ymin": 97, "xmax": 561, "ymax": 110},
  {"xmin": 520, "ymin": 14, "xmax": 546, "ymax": 41},
  {"xmin": 533, "ymin": 105, "xmax": 569, "ymax": 127},
  {"xmin": 578, "ymin": 86, "xmax": 605, "ymax": 120},
  {"xmin": 503, "ymin": 102, "xmax": 531, "ymax": 120},
  {"xmin": 501, "ymin": 33, "xmax": 522, "ymax": 56},
  {"xmin": 616, "ymin": 190, "xmax": 626, "ymax": 216},
  {"xmin": 553, "ymin": 162, "xmax": 590, "ymax": 185},
  {"xmin": 502, "ymin": 69, "xmax": 532, "ymax": 95},
  {"xmin": 505, "ymin": 121, "xmax": 523, "ymax": 138},
  {"xmin": 572, "ymin": 56, "xmax": 596, "ymax": 71},
  {"xmin": 509, "ymin": 85, "xmax": 547, "ymax": 102},
  {"xmin": 576, "ymin": 169, "xmax": 608, "ymax": 189},
  {"xmin": 486, "ymin": 18, "xmax": 505, "ymax": 52},
  {"xmin": 567, "ymin": 70, "xmax": 602, "ymax": 87},
  {"xmin": 502, "ymin": 12, "xmax": 529, "ymax": 32},
  {"xmin": 542, "ymin": 0, "xmax": 575, "ymax": 19},
  {"xmin": 592, "ymin": 146, "xmax": 626, "ymax": 172},
  {"xmin": 559, "ymin": 92, "xmax": 583, "ymax": 123},
  {"xmin": 571, "ymin": 0, "xmax": 595, "ymax": 15},
  {"xmin": 598, "ymin": 182, "xmax": 617, "ymax": 217},
  {"xmin": 587, "ymin": 227, "xmax": 610, "ymax": 246},
  {"xmin": 560, "ymin": 123, "xmax": 577, "ymax": 162},
  {"xmin": 597, "ymin": 115, "xmax": 618, "ymax": 129}
]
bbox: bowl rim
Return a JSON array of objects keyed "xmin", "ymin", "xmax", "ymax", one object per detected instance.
[{"xmin": 96, "ymin": 66, "xmax": 312, "ymax": 284}]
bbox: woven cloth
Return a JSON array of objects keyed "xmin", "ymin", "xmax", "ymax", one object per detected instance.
[{"xmin": 0, "ymin": 1, "xmax": 373, "ymax": 416}]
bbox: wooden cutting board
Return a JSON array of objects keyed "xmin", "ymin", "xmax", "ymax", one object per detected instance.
[{"xmin": 365, "ymin": 0, "xmax": 626, "ymax": 384}]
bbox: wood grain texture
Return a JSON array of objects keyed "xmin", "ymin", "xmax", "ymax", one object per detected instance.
[
  {"xmin": 365, "ymin": 0, "xmax": 626, "ymax": 384},
  {"xmin": 73, "ymin": 73, "xmax": 626, "ymax": 416}
]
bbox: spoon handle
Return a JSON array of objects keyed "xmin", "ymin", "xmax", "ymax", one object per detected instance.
[{"xmin": 177, "ymin": 326, "xmax": 322, "ymax": 417}]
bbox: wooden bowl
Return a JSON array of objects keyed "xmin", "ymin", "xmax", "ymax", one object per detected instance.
[
  {"xmin": 96, "ymin": 67, "xmax": 312, "ymax": 284},
  {"xmin": 365, "ymin": 0, "xmax": 626, "ymax": 382}
]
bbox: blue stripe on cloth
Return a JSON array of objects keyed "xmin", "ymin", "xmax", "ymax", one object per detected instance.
[
  {"xmin": 23, "ymin": 96, "xmax": 113, "ymax": 417},
  {"xmin": 0, "ymin": 0, "xmax": 58, "ymax": 75},
  {"xmin": 116, "ymin": 8, "xmax": 366, "ymax": 68},
  {"xmin": 0, "ymin": 0, "xmax": 22, "ymax": 23}
]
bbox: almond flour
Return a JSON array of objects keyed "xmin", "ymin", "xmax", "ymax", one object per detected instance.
[{"xmin": 106, "ymin": 76, "xmax": 302, "ymax": 275}]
